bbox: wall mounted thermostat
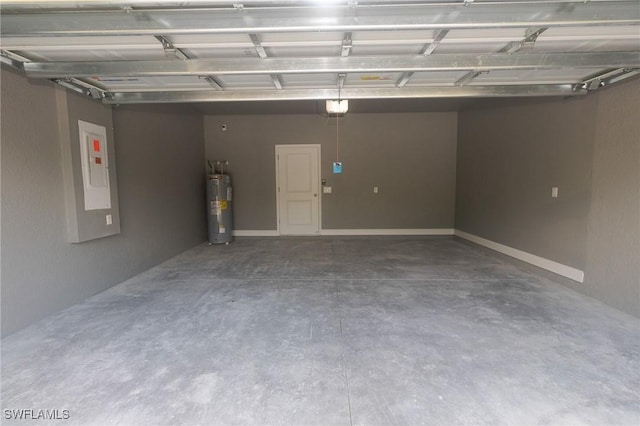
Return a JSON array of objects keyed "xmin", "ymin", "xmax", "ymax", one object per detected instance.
[
  {"xmin": 333, "ymin": 162, "xmax": 343, "ymax": 174},
  {"xmin": 78, "ymin": 120, "xmax": 111, "ymax": 211}
]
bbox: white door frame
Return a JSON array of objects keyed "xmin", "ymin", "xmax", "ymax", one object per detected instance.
[{"xmin": 275, "ymin": 144, "xmax": 322, "ymax": 236}]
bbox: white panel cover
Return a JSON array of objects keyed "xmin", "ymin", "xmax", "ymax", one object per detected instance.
[{"xmin": 78, "ymin": 120, "xmax": 111, "ymax": 211}]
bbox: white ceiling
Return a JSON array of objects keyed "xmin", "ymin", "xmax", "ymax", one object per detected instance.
[{"xmin": 0, "ymin": 0, "xmax": 639, "ymax": 106}]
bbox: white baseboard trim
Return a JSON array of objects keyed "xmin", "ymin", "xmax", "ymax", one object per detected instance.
[
  {"xmin": 320, "ymin": 228, "xmax": 454, "ymax": 236},
  {"xmin": 454, "ymin": 230, "xmax": 585, "ymax": 283},
  {"xmin": 232, "ymin": 230, "xmax": 279, "ymax": 237},
  {"xmin": 233, "ymin": 229, "xmax": 454, "ymax": 237}
]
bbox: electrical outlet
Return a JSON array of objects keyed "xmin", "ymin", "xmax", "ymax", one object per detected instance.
[{"xmin": 373, "ymin": 186, "xmax": 379, "ymax": 193}]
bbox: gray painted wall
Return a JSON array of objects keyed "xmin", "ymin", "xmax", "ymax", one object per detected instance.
[
  {"xmin": 1, "ymin": 70, "xmax": 206, "ymax": 336},
  {"xmin": 204, "ymin": 113, "xmax": 457, "ymax": 230},
  {"xmin": 112, "ymin": 104, "xmax": 207, "ymax": 264},
  {"xmin": 456, "ymin": 96, "xmax": 597, "ymax": 269},
  {"xmin": 583, "ymin": 79, "xmax": 640, "ymax": 317},
  {"xmin": 456, "ymin": 78, "xmax": 640, "ymax": 317}
]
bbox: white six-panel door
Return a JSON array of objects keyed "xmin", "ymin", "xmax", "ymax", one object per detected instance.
[{"xmin": 276, "ymin": 145, "xmax": 320, "ymax": 235}]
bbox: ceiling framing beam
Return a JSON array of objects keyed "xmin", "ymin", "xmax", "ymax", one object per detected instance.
[
  {"xmin": 455, "ymin": 70, "xmax": 487, "ymax": 86},
  {"xmin": 395, "ymin": 73, "xmax": 414, "ymax": 88},
  {"xmin": 22, "ymin": 52, "xmax": 640, "ymax": 79},
  {"xmin": 271, "ymin": 74, "xmax": 284, "ymax": 90},
  {"xmin": 606, "ymin": 68, "xmax": 640, "ymax": 84},
  {"xmin": 67, "ymin": 78, "xmax": 107, "ymax": 99},
  {"xmin": 0, "ymin": 50, "xmax": 28, "ymax": 70},
  {"xmin": 0, "ymin": 0, "xmax": 632, "ymax": 8},
  {"xmin": 2, "ymin": 3, "xmax": 638, "ymax": 36},
  {"xmin": 498, "ymin": 27, "xmax": 548, "ymax": 54},
  {"xmin": 103, "ymin": 85, "xmax": 587, "ymax": 104},
  {"xmin": 54, "ymin": 79, "xmax": 90, "ymax": 95},
  {"xmin": 577, "ymin": 67, "xmax": 640, "ymax": 90},
  {"xmin": 422, "ymin": 29, "xmax": 450, "ymax": 56},
  {"xmin": 200, "ymin": 75, "xmax": 223, "ymax": 90},
  {"xmin": 249, "ymin": 33, "xmax": 268, "ymax": 59},
  {"xmin": 397, "ymin": 29, "xmax": 451, "ymax": 87},
  {"xmin": 456, "ymin": 26, "xmax": 548, "ymax": 86},
  {"xmin": 1, "ymin": 49, "xmax": 31, "ymax": 63},
  {"xmin": 249, "ymin": 33, "xmax": 284, "ymax": 90},
  {"xmin": 52, "ymin": 77, "xmax": 106, "ymax": 99},
  {"xmin": 154, "ymin": 35, "xmax": 189, "ymax": 60}
]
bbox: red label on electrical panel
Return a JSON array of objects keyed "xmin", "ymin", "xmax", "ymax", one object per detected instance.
[{"xmin": 93, "ymin": 139, "xmax": 101, "ymax": 152}]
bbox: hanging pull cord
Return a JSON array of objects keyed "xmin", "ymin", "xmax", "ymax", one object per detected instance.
[
  {"xmin": 336, "ymin": 82, "xmax": 341, "ymax": 162},
  {"xmin": 336, "ymin": 111, "xmax": 339, "ymax": 162}
]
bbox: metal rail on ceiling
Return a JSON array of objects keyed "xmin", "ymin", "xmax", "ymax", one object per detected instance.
[
  {"xmin": 0, "ymin": 0, "xmax": 635, "ymax": 9},
  {"xmin": 2, "ymin": 2, "xmax": 639, "ymax": 36},
  {"xmin": 103, "ymin": 84, "xmax": 587, "ymax": 104},
  {"xmin": 20, "ymin": 52, "xmax": 640, "ymax": 78}
]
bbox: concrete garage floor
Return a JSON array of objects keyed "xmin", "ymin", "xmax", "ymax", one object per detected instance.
[{"xmin": 2, "ymin": 237, "xmax": 639, "ymax": 426}]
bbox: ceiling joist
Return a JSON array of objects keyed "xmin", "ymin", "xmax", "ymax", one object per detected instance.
[
  {"xmin": 103, "ymin": 85, "xmax": 587, "ymax": 104},
  {"xmin": 422, "ymin": 30, "xmax": 450, "ymax": 56},
  {"xmin": 0, "ymin": 0, "xmax": 633, "ymax": 8},
  {"xmin": 249, "ymin": 33, "xmax": 268, "ymax": 59},
  {"xmin": 577, "ymin": 67, "xmax": 640, "ymax": 90},
  {"xmin": 2, "ymin": 1, "xmax": 638, "ymax": 105},
  {"xmin": 397, "ymin": 29, "xmax": 451, "ymax": 87},
  {"xmin": 456, "ymin": 26, "xmax": 551, "ymax": 86},
  {"xmin": 498, "ymin": 27, "xmax": 549, "ymax": 54},
  {"xmin": 2, "ymin": 2, "xmax": 639, "ymax": 36},
  {"xmin": 154, "ymin": 35, "xmax": 189, "ymax": 60},
  {"xmin": 200, "ymin": 75, "xmax": 223, "ymax": 89},
  {"xmin": 21, "ymin": 52, "xmax": 640, "ymax": 79}
]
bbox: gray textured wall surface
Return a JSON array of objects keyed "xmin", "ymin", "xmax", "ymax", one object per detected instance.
[
  {"xmin": 112, "ymin": 104, "xmax": 207, "ymax": 265},
  {"xmin": 583, "ymin": 79, "xmax": 640, "ymax": 317},
  {"xmin": 456, "ymin": 96, "xmax": 597, "ymax": 269},
  {"xmin": 204, "ymin": 113, "xmax": 457, "ymax": 230},
  {"xmin": 1, "ymin": 70, "xmax": 206, "ymax": 336},
  {"xmin": 456, "ymin": 78, "xmax": 640, "ymax": 317}
]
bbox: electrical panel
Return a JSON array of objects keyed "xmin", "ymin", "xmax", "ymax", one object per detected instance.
[{"xmin": 78, "ymin": 120, "xmax": 111, "ymax": 210}]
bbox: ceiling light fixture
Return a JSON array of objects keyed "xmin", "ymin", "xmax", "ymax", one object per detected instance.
[{"xmin": 326, "ymin": 99, "xmax": 349, "ymax": 114}]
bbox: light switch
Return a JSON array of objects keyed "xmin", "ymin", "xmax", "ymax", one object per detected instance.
[
  {"xmin": 323, "ymin": 186, "xmax": 332, "ymax": 194},
  {"xmin": 373, "ymin": 186, "xmax": 379, "ymax": 194},
  {"xmin": 551, "ymin": 187, "xmax": 559, "ymax": 198},
  {"xmin": 106, "ymin": 214, "xmax": 112, "ymax": 225}
]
